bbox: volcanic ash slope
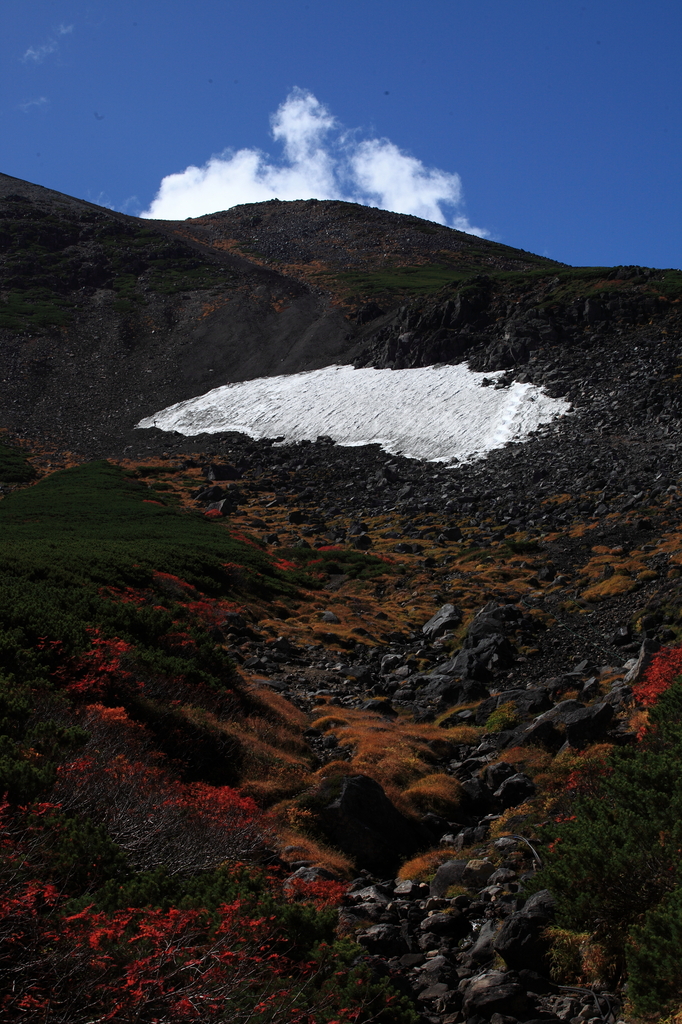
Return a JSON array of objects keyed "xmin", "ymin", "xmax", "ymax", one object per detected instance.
[{"xmin": 138, "ymin": 364, "xmax": 570, "ymax": 463}]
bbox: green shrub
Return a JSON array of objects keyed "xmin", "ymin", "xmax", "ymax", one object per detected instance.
[
  {"xmin": 485, "ymin": 700, "xmax": 519, "ymax": 733},
  {"xmin": 532, "ymin": 681, "xmax": 682, "ymax": 1002},
  {"xmin": 627, "ymin": 884, "xmax": 682, "ymax": 1013},
  {"xmin": 0, "ymin": 441, "xmax": 36, "ymax": 482}
]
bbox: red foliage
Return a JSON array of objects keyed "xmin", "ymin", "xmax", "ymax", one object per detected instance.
[
  {"xmin": 564, "ymin": 749, "xmax": 612, "ymax": 798},
  {"xmin": 632, "ymin": 644, "xmax": 682, "ymax": 708},
  {"xmin": 274, "ymin": 558, "xmax": 298, "ymax": 572},
  {"xmin": 228, "ymin": 532, "xmax": 264, "ymax": 551},
  {"xmin": 284, "ymin": 878, "xmax": 348, "ymax": 910},
  {"xmin": 1, "ymin": 886, "xmax": 325, "ymax": 1022},
  {"xmin": 98, "ymin": 584, "xmax": 149, "ymax": 606},
  {"xmin": 52, "ymin": 740, "xmax": 265, "ymax": 873},
  {"xmin": 54, "ymin": 631, "xmax": 138, "ymax": 701}
]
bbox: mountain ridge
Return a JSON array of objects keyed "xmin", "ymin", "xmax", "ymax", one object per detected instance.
[{"xmin": 1, "ymin": 171, "xmax": 680, "ymax": 461}]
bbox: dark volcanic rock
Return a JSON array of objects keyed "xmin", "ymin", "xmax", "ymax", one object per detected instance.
[
  {"xmin": 493, "ymin": 890, "xmax": 556, "ymax": 974},
  {"xmin": 315, "ymin": 774, "xmax": 430, "ymax": 874},
  {"xmin": 422, "ymin": 603, "xmax": 463, "ymax": 640},
  {"xmin": 462, "ymin": 970, "xmax": 528, "ymax": 1018}
]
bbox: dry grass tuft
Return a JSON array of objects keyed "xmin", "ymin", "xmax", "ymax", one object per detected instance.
[
  {"xmin": 397, "ymin": 773, "xmax": 463, "ymax": 818},
  {"xmin": 310, "ymin": 714, "xmax": 350, "ymax": 732},
  {"xmin": 247, "ymin": 684, "xmax": 309, "ymax": 730},
  {"xmin": 489, "ymin": 801, "xmax": 538, "ymax": 839},
  {"xmin": 545, "ymin": 927, "xmax": 616, "ymax": 988},
  {"xmin": 240, "ymin": 771, "xmax": 309, "ymax": 807},
  {"xmin": 275, "ymin": 828, "xmax": 353, "ymax": 877},
  {"xmin": 495, "ymin": 745, "xmax": 554, "ymax": 776},
  {"xmin": 397, "ymin": 846, "xmax": 460, "ymax": 881},
  {"xmin": 581, "ymin": 575, "xmax": 637, "ymax": 602}
]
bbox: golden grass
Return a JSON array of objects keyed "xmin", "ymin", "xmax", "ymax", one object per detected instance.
[
  {"xmin": 247, "ymin": 685, "xmax": 309, "ymax": 730},
  {"xmin": 489, "ymin": 802, "xmax": 538, "ymax": 839},
  {"xmin": 310, "ymin": 714, "xmax": 350, "ymax": 732},
  {"xmin": 240, "ymin": 770, "xmax": 310, "ymax": 807},
  {"xmin": 629, "ymin": 709, "xmax": 649, "ymax": 736},
  {"xmin": 397, "ymin": 773, "xmax": 463, "ymax": 817},
  {"xmin": 179, "ymin": 703, "xmax": 313, "ymax": 806},
  {"xmin": 581, "ymin": 575, "xmax": 638, "ymax": 602},
  {"xmin": 397, "ymin": 846, "xmax": 460, "ymax": 881},
  {"xmin": 274, "ymin": 827, "xmax": 354, "ymax": 877},
  {"xmin": 495, "ymin": 745, "xmax": 554, "ymax": 776}
]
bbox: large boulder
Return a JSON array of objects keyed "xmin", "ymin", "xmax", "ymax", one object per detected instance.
[
  {"xmin": 493, "ymin": 889, "xmax": 556, "ymax": 973},
  {"xmin": 430, "ymin": 859, "xmax": 468, "ymax": 897},
  {"xmin": 419, "ymin": 672, "xmax": 489, "ymax": 703},
  {"xmin": 494, "ymin": 772, "xmax": 536, "ymax": 809},
  {"xmin": 422, "ymin": 603, "xmax": 463, "ymax": 640},
  {"xmin": 563, "ymin": 702, "xmax": 614, "ymax": 747},
  {"xmin": 439, "ymin": 634, "xmax": 517, "ymax": 681},
  {"xmin": 461, "ymin": 970, "xmax": 528, "ymax": 1018},
  {"xmin": 419, "ymin": 910, "xmax": 470, "ymax": 940},
  {"xmin": 204, "ymin": 462, "xmax": 240, "ymax": 481},
  {"xmin": 356, "ymin": 923, "xmax": 407, "ymax": 956},
  {"xmin": 316, "ymin": 774, "xmax": 429, "ymax": 875},
  {"xmin": 624, "ymin": 638, "xmax": 661, "ymax": 685},
  {"xmin": 465, "ymin": 602, "xmax": 521, "ymax": 646}
]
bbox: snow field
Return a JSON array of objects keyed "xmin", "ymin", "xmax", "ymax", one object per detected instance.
[{"xmin": 137, "ymin": 363, "xmax": 570, "ymax": 464}]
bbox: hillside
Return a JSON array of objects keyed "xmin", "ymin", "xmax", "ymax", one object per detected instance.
[{"xmin": 1, "ymin": 175, "xmax": 682, "ymax": 1022}]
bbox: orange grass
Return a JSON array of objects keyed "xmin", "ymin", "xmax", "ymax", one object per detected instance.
[
  {"xmin": 397, "ymin": 773, "xmax": 463, "ymax": 817},
  {"xmin": 581, "ymin": 575, "xmax": 638, "ymax": 602},
  {"xmin": 275, "ymin": 828, "xmax": 354, "ymax": 877},
  {"xmin": 397, "ymin": 846, "xmax": 460, "ymax": 882},
  {"xmin": 494, "ymin": 745, "xmax": 554, "ymax": 776}
]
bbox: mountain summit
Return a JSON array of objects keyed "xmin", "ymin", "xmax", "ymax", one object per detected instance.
[{"xmin": 7, "ymin": 170, "xmax": 679, "ymax": 460}]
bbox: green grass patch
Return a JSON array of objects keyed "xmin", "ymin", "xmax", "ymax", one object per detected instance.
[
  {"xmin": 0, "ymin": 288, "xmax": 75, "ymax": 330},
  {"xmin": 0, "ymin": 460, "xmax": 294, "ymax": 600},
  {"xmin": 329, "ymin": 264, "xmax": 471, "ymax": 299},
  {"xmin": 0, "ymin": 441, "xmax": 36, "ymax": 483}
]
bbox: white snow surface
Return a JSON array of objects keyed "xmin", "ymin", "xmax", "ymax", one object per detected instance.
[{"xmin": 138, "ymin": 364, "xmax": 570, "ymax": 464}]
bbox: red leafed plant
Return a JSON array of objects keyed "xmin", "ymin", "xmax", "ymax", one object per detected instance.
[
  {"xmin": 53, "ymin": 747, "xmax": 267, "ymax": 873},
  {"xmin": 284, "ymin": 878, "xmax": 349, "ymax": 910},
  {"xmin": 51, "ymin": 629, "xmax": 138, "ymax": 702},
  {"xmin": 632, "ymin": 644, "xmax": 682, "ymax": 708},
  {"xmin": 1, "ymin": 889, "xmax": 338, "ymax": 1023}
]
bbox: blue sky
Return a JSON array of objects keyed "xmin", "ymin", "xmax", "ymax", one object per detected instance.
[{"xmin": 2, "ymin": 0, "xmax": 681, "ymax": 269}]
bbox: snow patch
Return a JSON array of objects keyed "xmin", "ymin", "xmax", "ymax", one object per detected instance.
[{"xmin": 137, "ymin": 364, "xmax": 570, "ymax": 464}]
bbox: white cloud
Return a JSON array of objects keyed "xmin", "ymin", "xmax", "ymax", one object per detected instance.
[
  {"xmin": 22, "ymin": 41, "xmax": 58, "ymax": 63},
  {"xmin": 19, "ymin": 96, "xmax": 49, "ymax": 112},
  {"xmin": 141, "ymin": 88, "xmax": 487, "ymax": 235},
  {"xmin": 22, "ymin": 24, "xmax": 73, "ymax": 63}
]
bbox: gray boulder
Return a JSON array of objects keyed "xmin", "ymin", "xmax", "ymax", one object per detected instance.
[
  {"xmin": 419, "ymin": 910, "xmax": 470, "ymax": 940},
  {"xmin": 624, "ymin": 638, "xmax": 661, "ymax": 685},
  {"xmin": 470, "ymin": 919, "xmax": 502, "ymax": 963},
  {"xmin": 423, "ymin": 603, "xmax": 463, "ymax": 640},
  {"xmin": 430, "ymin": 859, "xmax": 468, "ymax": 897},
  {"xmin": 466, "ymin": 602, "xmax": 521, "ymax": 645},
  {"xmin": 563, "ymin": 702, "xmax": 614, "ymax": 747},
  {"xmin": 493, "ymin": 889, "xmax": 556, "ymax": 973},
  {"xmin": 462, "ymin": 970, "xmax": 528, "ymax": 1018},
  {"xmin": 357, "ymin": 923, "xmax": 407, "ymax": 956},
  {"xmin": 494, "ymin": 772, "xmax": 536, "ymax": 809},
  {"xmin": 439, "ymin": 634, "xmax": 516, "ymax": 681}
]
